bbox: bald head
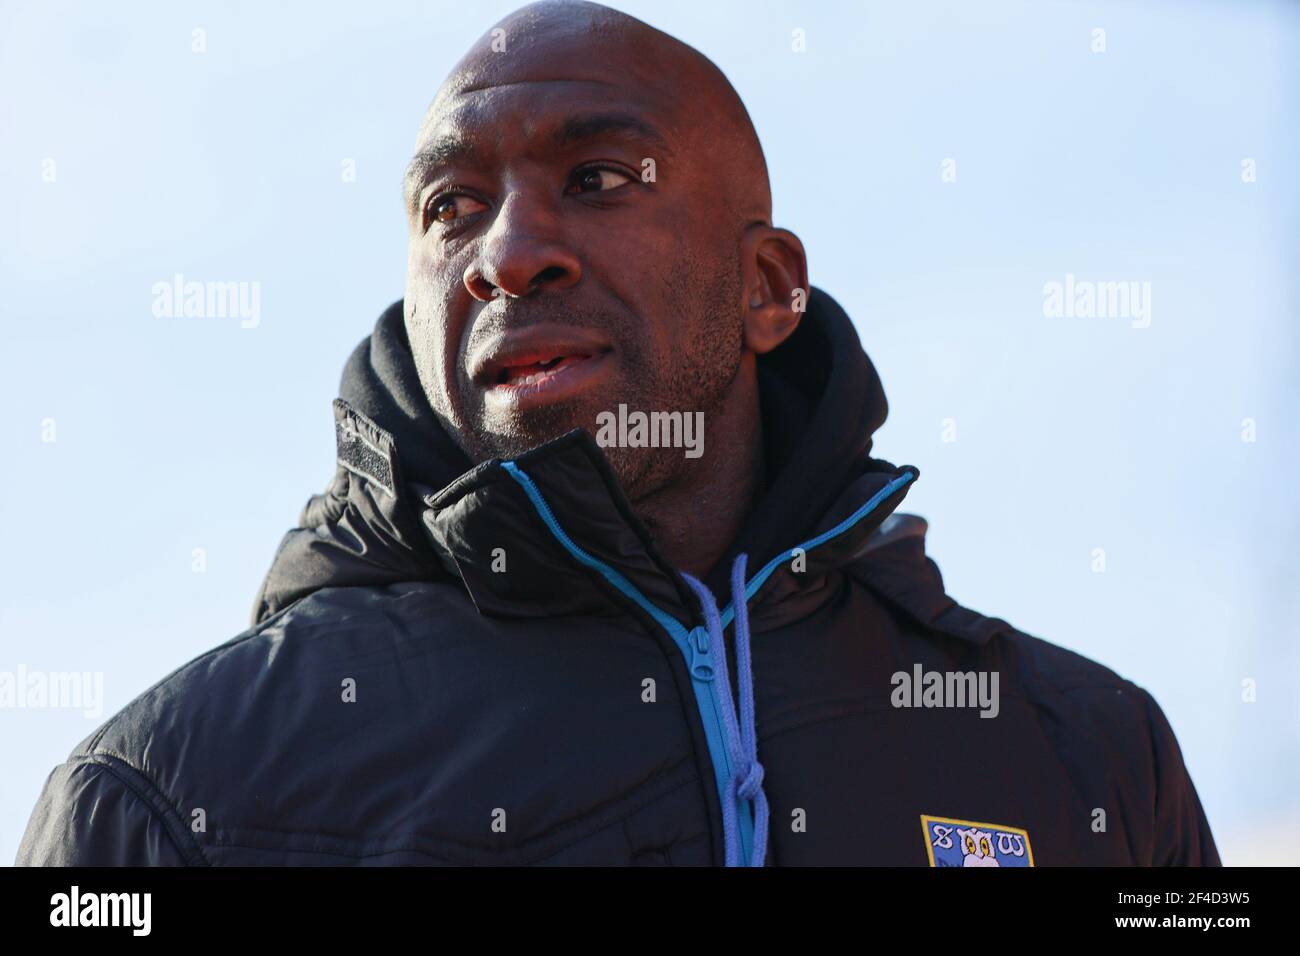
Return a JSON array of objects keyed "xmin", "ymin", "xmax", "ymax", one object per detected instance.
[
  {"xmin": 410, "ymin": 0, "xmax": 771, "ymax": 228},
  {"xmin": 400, "ymin": 0, "xmax": 807, "ymax": 524}
]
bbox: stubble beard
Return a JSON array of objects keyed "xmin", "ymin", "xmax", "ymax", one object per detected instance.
[{"xmin": 414, "ymin": 260, "xmax": 746, "ymax": 502}]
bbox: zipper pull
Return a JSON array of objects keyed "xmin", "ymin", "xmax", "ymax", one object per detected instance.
[{"xmin": 687, "ymin": 626, "xmax": 716, "ymax": 682}]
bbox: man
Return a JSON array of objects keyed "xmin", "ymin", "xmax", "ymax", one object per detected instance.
[{"xmin": 18, "ymin": 1, "xmax": 1218, "ymax": 866}]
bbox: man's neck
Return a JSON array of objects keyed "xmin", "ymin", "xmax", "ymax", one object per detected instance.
[{"xmin": 630, "ymin": 377, "xmax": 766, "ymax": 579}]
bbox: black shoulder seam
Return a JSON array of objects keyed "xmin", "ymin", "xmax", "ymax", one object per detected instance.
[
  {"xmin": 845, "ymin": 532, "xmax": 1016, "ymax": 648},
  {"xmin": 928, "ymin": 601, "xmax": 1017, "ymax": 646},
  {"xmin": 855, "ymin": 567, "xmax": 1015, "ymax": 647},
  {"xmin": 72, "ymin": 754, "xmax": 211, "ymax": 866}
]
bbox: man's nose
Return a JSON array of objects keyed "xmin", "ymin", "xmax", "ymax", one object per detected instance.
[{"xmin": 462, "ymin": 193, "xmax": 581, "ymax": 301}]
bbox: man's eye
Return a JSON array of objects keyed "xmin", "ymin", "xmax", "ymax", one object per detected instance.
[
  {"xmin": 425, "ymin": 194, "xmax": 487, "ymax": 227},
  {"xmin": 568, "ymin": 167, "xmax": 633, "ymax": 194}
]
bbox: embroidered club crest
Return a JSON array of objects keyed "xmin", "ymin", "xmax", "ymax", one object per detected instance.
[{"xmin": 921, "ymin": 815, "xmax": 1034, "ymax": 867}]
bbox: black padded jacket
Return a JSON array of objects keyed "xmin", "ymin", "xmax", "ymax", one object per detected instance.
[{"xmin": 16, "ymin": 288, "xmax": 1220, "ymax": 866}]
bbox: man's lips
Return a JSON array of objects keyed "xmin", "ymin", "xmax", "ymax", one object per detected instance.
[
  {"xmin": 493, "ymin": 351, "xmax": 593, "ymax": 387},
  {"xmin": 469, "ymin": 324, "xmax": 614, "ymax": 408}
]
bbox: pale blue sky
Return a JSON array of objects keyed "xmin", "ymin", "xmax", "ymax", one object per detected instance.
[{"xmin": 1, "ymin": 0, "xmax": 1297, "ymax": 864}]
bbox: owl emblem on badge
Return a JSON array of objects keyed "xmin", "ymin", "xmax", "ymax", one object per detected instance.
[{"xmin": 957, "ymin": 827, "xmax": 999, "ymax": 867}]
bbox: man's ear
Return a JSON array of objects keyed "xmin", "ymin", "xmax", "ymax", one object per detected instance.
[{"xmin": 740, "ymin": 225, "xmax": 809, "ymax": 355}]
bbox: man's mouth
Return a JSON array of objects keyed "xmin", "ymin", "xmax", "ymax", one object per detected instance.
[
  {"xmin": 488, "ymin": 350, "xmax": 609, "ymax": 407},
  {"xmin": 470, "ymin": 325, "xmax": 616, "ymax": 410},
  {"xmin": 494, "ymin": 353, "xmax": 592, "ymax": 388}
]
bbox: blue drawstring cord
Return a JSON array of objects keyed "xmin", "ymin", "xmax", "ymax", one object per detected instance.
[{"xmin": 682, "ymin": 553, "xmax": 769, "ymax": 867}]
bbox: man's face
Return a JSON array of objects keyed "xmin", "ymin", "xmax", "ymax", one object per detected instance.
[{"xmin": 402, "ymin": 20, "xmax": 747, "ymax": 500}]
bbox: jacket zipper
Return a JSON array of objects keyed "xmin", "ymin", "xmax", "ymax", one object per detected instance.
[
  {"xmin": 682, "ymin": 624, "xmax": 755, "ymax": 864},
  {"xmin": 500, "ymin": 460, "xmax": 918, "ymax": 866},
  {"xmin": 502, "ymin": 461, "xmax": 752, "ymax": 864}
]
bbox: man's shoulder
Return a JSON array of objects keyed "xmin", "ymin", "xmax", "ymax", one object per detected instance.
[
  {"xmin": 66, "ymin": 580, "xmax": 468, "ymax": 776},
  {"xmin": 928, "ymin": 611, "xmax": 1200, "ymax": 814},
  {"xmin": 993, "ymin": 623, "xmax": 1142, "ymax": 699},
  {"xmin": 889, "ymin": 581, "xmax": 1173, "ymax": 741},
  {"xmin": 988, "ymin": 623, "xmax": 1171, "ymax": 742},
  {"xmin": 849, "ymin": 517, "xmax": 1167, "ymax": 730},
  {"xmin": 18, "ymin": 580, "xmax": 475, "ymax": 864}
]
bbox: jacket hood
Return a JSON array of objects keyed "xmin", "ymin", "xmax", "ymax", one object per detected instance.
[{"xmin": 252, "ymin": 287, "xmax": 920, "ymax": 627}]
